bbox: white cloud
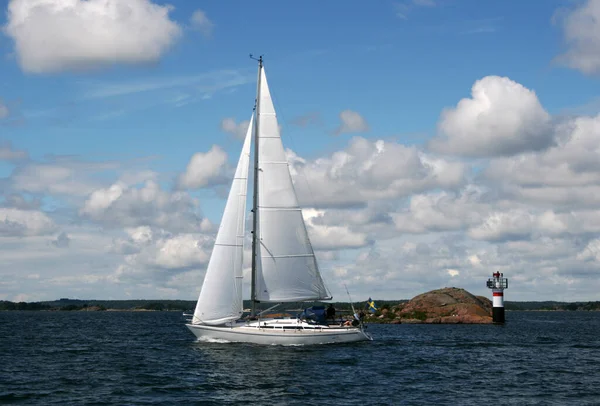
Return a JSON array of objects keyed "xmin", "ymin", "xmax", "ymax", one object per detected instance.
[
  {"xmin": 190, "ymin": 9, "xmax": 214, "ymax": 38},
  {"xmin": 4, "ymin": 0, "xmax": 182, "ymax": 74},
  {"xmin": 303, "ymin": 209, "xmax": 371, "ymax": 250},
  {"xmin": 465, "ymin": 207, "xmax": 600, "ymax": 243},
  {"xmin": 334, "ymin": 110, "xmax": 369, "ymax": 135},
  {"xmin": 577, "ymin": 239, "xmax": 600, "ymax": 262},
  {"xmin": 81, "ymin": 184, "xmax": 124, "ymax": 215},
  {"xmin": 468, "ymin": 255, "xmax": 481, "ymax": 267},
  {"xmin": 119, "ymin": 229, "xmax": 211, "ymax": 271},
  {"xmin": 447, "ymin": 269, "xmax": 460, "ymax": 277},
  {"xmin": 485, "ymin": 114, "xmax": 600, "ymax": 209},
  {"xmin": 468, "ymin": 210, "xmax": 536, "ymax": 242},
  {"xmin": 288, "ymin": 137, "xmax": 465, "ymax": 208},
  {"xmin": 139, "ymin": 233, "xmax": 210, "ymax": 270},
  {"xmin": 0, "ymin": 208, "xmax": 57, "ymax": 236},
  {"xmin": 0, "ymin": 223, "xmax": 212, "ymax": 301},
  {"xmin": 430, "ymin": 76, "xmax": 552, "ymax": 157},
  {"xmin": 107, "ymin": 227, "xmax": 213, "ymax": 284},
  {"xmin": 393, "ymin": 190, "xmax": 480, "ymax": 234},
  {"xmin": 555, "ymin": 0, "xmax": 600, "ymax": 75},
  {"xmin": 176, "ymin": 146, "xmax": 229, "ymax": 190},
  {"xmin": 80, "ymin": 180, "xmax": 203, "ymax": 232},
  {"xmin": 221, "ymin": 117, "xmax": 250, "ymax": 140}
]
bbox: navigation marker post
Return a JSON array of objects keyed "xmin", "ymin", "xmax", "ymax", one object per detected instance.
[{"xmin": 486, "ymin": 271, "xmax": 508, "ymax": 323}]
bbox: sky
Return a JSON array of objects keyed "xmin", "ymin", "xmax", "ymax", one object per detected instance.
[{"xmin": 2, "ymin": 0, "xmax": 600, "ymax": 303}]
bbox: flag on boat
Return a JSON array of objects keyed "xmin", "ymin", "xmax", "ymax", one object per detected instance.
[{"xmin": 367, "ymin": 298, "xmax": 377, "ymax": 313}]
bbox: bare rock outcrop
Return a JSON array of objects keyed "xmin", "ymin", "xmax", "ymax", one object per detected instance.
[{"xmin": 389, "ymin": 287, "xmax": 493, "ymax": 324}]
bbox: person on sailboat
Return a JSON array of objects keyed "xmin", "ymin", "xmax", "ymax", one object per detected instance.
[{"xmin": 326, "ymin": 304, "xmax": 336, "ymax": 321}]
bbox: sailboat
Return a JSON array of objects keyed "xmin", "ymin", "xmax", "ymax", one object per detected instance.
[{"xmin": 185, "ymin": 57, "xmax": 372, "ymax": 345}]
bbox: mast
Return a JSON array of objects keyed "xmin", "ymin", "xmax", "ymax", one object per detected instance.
[{"xmin": 250, "ymin": 55, "xmax": 263, "ymax": 317}]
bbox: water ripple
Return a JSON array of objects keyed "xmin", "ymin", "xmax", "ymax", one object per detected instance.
[{"xmin": 1, "ymin": 311, "xmax": 600, "ymax": 405}]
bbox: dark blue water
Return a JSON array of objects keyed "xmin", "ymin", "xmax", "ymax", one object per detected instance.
[{"xmin": 1, "ymin": 311, "xmax": 599, "ymax": 405}]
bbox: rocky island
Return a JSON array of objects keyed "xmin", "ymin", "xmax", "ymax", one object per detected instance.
[{"xmin": 370, "ymin": 287, "xmax": 493, "ymax": 324}]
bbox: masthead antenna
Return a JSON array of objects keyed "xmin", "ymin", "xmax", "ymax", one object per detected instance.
[{"xmin": 249, "ymin": 54, "xmax": 263, "ymax": 65}]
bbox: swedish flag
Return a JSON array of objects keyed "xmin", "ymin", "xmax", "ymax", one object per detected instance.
[{"xmin": 367, "ymin": 297, "xmax": 377, "ymax": 313}]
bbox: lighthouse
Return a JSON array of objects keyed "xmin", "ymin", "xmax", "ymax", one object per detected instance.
[{"xmin": 486, "ymin": 271, "xmax": 508, "ymax": 323}]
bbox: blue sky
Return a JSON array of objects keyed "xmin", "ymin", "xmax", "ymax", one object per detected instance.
[{"xmin": 2, "ymin": 0, "xmax": 600, "ymax": 303}]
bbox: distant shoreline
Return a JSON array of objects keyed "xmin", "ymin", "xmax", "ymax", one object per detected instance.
[{"xmin": 1, "ymin": 298, "xmax": 599, "ymax": 312}]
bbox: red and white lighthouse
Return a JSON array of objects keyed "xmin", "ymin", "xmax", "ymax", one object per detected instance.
[{"xmin": 486, "ymin": 271, "xmax": 508, "ymax": 323}]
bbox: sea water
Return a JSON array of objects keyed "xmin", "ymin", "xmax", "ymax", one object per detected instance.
[{"xmin": 1, "ymin": 311, "xmax": 599, "ymax": 405}]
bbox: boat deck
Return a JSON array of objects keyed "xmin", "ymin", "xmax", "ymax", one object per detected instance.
[{"xmin": 186, "ymin": 316, "xmax": 372, "ymax": 345}]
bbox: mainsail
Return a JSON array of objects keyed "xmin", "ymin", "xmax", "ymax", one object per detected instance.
[
  {"xmin": 253, "ymin": 66, "xmax": 331, "ymax": 302},
  {"xmin": 192, "ymin": 116, "xmax": 253, "ymax": 325}
]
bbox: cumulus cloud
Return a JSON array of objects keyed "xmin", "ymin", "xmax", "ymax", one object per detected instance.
[
  {"xmin": 80, "ymin": 180, "xmax": 203, "ymax": 232},
  {"xmin": 0, "ymin": 208, "xmax": 57, "ymax": 236},
  {"xmin": 555, "ymin": 0, "xmax": 600, "ymax": 75},
  {"xmin": 136, "ymin": 233, "xmax": 211, "ymax": 270},
  {"xmin": 190, "ymin": 9, "xmax": 214, "ymax": 38},
  {"xmin": 465, "ymin": 206, "xmax": 600, "ymax": 243},
  {"xmin": 176, "ymin": 146, "xmax": 229, "ymax": 189},
  {"xmin": 288, "ymin": 137, "xmax": 465, "ymax": 208},
  {"xmin": 4, "ymin": 0, "xmax": 182, "ymax": 74},
  {"xmin": 393, "ymin": 190, "xmax": 482, "ymax": 234},
  {"xmin": 485, "ymin": 114, "xmax": 600, "ymax": 209},
  {"xmin": 334, "ymin": 110, "xmax": 369, "ymax": 135},
  {"xmin": 311, "ymin": 205, "xmax": 393, "ymax": 229},
  {"xmin": 303, "ymin": 209, "xmax": 371, "ymax": 250},
  {"xmin": 468, "ymin": 210, "xmax": 536, "ymax": 242},
  {"xmin": 577, "ymin": 239, "xmax": 600, "ymax": 262},
  {"xmin": 107, "ymin": 227, "xmax": 213, "ymax": 283},
  {"xmin": 221, "ymin": 117, "xmax": 250, "ymax": 140},
  {"xmin": 430, "ymin": 76, "xmax": 552, "ymax": 157}
]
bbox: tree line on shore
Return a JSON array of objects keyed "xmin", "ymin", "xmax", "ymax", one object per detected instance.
[{"xmin": 1, "ymin": 298, "xmax": 600, "ymax": 312}]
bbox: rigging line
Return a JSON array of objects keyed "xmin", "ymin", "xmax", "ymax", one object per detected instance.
[{"xmin": 344, "ymin": 284, "xmax": 358, "ymax": 319}]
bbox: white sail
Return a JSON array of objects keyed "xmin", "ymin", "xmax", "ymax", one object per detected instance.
[
  {"xmin": 192, "ymin": 116, "xmax": 253, "ymax": 325},
  {"xmin": 254, "ymin": 67, "xmax": 331, "ymax": 302}
]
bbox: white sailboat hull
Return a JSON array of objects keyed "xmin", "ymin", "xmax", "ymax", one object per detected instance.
[{"xmin": 186, "ymin": 319, "xmax": 372, "ymax": 345}]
